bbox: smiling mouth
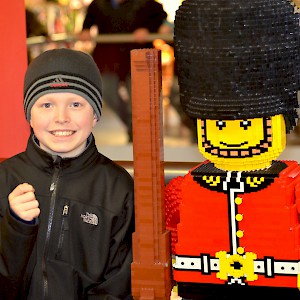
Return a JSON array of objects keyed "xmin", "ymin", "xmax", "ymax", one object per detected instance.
[
  {"xmin": 203, "ymin": 140, "xmax": 270, "ymax": 157},
  {"xmin": 220, "ymin": 141, "xmax": 248, "ymax": 147},
  {"xmin": 51, "ymin": 131, "xmax": 75, "ymax": 137}
]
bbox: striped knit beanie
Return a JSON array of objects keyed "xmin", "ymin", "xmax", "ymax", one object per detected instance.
[{"xmin": 24, "ymin": 48, "xmax": 102, "ymax": 121}]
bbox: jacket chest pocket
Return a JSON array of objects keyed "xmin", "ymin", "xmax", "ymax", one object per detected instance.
[{"xmin": 54, "ymin": 201, "xmax": 110, "ymax": 278}]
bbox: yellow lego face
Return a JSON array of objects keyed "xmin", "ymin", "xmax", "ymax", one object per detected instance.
[{"xmin": 197, "ymin": 114, "xmax": 286, "ymax": 171}]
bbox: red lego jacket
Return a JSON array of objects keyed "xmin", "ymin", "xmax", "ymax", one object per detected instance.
[{"xmin": 165, "ymin": 160, "xmax": 300, "ymax": 289}]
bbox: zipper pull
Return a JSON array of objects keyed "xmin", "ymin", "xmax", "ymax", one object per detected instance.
[
  {"xmin": 50, "ymin": 182, "xmax": 55, "ymax": 191},
  {"xmin": 62, "ymin": 205, "xmax": 69, "ymax": 230},
  {"xmin": 62, "ymin": 205, "xmax": 69, "ymax": 216}
]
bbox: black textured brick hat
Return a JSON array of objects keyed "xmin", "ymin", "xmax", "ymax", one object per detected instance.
[
  {"xmin": 24, "ymin": 48, "xmax": 102, "ymax": 121},
  {"xmin": 174, "ymin": 0, "xmax": 300, "ymax": 132}
]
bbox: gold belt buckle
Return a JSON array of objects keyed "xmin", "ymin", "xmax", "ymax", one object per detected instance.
[{"xmin": 215, "ymin": 251, "xmax": 258, "ymax": 282}]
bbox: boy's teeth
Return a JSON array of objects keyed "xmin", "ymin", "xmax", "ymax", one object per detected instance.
[{"xmin": 52, "ymin": 131, "xmax": 73, "ymax": 136}]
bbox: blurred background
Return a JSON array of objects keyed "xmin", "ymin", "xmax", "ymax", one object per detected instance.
[{"xmin": 24, "ymin": 0, "xmax": 300, "ymax": 162}]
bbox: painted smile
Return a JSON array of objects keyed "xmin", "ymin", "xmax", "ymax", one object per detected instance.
[
  {"xmin": 220, "ymin": 141, "xmax": 248, "ymax": 147},
  {"xmin": 203, "ymin": 140, "xmax": 271, "ymax": 157}
]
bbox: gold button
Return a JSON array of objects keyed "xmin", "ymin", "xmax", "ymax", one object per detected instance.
[
  {"xmin": 235, "ymin": 197, "xmax": 242, "ymax": 205},
  {"xmin": 236, "ymin": 230, "xmax": 244, "ymax": 238},
  {"xmin": 236, "ymin": 214, "xmax": 243, "ymax": 221},
  {"xmin": 237, "ymin": 247, "xmax": 244, "ymax": 255}
]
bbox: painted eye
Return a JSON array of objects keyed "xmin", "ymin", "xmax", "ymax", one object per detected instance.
[
  {"xmin": 216, "ymin": 120, "xmax": 226, "ymax": 130},
  {"xmin": 240, "ymin": 120, "xmax": 251, "ymax": 130}
]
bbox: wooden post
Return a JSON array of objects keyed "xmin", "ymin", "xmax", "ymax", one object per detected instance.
[{"xmin": 131, "ymin": 49, "xmax": 172, "ymax": 299}]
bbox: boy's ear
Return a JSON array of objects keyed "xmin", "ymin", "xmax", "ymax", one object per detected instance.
[{"xmin": 93, "ymin": 113, "xmax": 98, "ymax": 126}]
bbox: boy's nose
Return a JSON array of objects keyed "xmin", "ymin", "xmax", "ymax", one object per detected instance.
[{"xmin": 55, "ymin": 107, "xmax": 70, "ymax": 123}]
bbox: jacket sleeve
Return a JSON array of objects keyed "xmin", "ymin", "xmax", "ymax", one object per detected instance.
[
  {"xmin": 86, "ymin": 189, "xmax": 135, "ymax": 299},
  {"xmin": 0, "ymin": 208, "xmax": 38, "ymax": 299},
  {"xmin": 82, "ymin": 1, "xmax": 100, "ymax": 30},
  {"xmin": 134, "ymin": 0, "xmax": 168, "ymax": 32}
]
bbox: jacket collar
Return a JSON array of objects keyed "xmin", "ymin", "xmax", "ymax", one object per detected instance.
[{"xmin": 25, "ymin": 133, "xmax": 100, "ymax": 173}]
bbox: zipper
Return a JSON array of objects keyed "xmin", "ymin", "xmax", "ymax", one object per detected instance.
[
  {"xmin": 63, "ymin": 205, "xmax": 69, "ymax": 216},
  {"xmin": 42, "ymin": 164, "xmax": 61, "ymax": 299},
  {"xmin": 56, "ymin": 204, "xmax": 69, "ymax": 259}
]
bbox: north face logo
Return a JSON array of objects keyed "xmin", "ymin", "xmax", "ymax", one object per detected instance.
[
  {"xmin": 81, "ymin": 212, "xmax": 99, "ymax": 226},
  {"xmin": 50, "ymin": 76, "xmax": 69, "ymax": 88}
]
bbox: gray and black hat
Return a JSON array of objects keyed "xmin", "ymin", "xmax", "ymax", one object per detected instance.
[
  {"xmin": 174, "ymin": 0, "xmax": 300, "ymax": 132},
  {"xmin": 24, "ymin": 48, "xmax": 102, "ymax": 121}
]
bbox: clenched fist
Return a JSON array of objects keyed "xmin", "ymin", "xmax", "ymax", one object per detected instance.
[{"xmin": 9, "ymin": 183, "xmax": 40, "ymax": 222}]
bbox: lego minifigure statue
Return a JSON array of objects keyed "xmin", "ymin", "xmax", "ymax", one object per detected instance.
[{"xmin": 165, "ymin": 0, "xmax": 300, "ymax": 299}]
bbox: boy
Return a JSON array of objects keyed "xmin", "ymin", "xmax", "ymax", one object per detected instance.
[{"xmin": 0, "ymin": 48, "xmax": 134, "ymax": 299}]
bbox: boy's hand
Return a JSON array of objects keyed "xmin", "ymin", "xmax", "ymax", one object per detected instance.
[{"xmin": 9, "ymin": 183, "xmax": 40, "ymax": 222}]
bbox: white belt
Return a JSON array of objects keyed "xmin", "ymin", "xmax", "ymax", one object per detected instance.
[{"xmin": 174, "ymin": 255, "xmax": 300, "ymax": 276}]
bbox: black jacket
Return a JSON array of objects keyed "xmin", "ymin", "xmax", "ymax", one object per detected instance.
[{"xmin": 0, "ymin": 134, "xmax": 134, "ymax": 299}]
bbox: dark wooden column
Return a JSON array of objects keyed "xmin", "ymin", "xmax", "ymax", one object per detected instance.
[{"xmin": 130, "ymin": 48, "xmax": 172, "ymax": 299}]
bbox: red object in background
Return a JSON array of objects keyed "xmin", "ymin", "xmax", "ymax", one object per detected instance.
[{"xmin": 0, "ymin": 1, "xmax": 30, "ymax": 158}]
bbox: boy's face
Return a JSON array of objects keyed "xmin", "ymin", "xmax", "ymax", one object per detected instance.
[
  {"xmin": 30, "ymin": 92, "xmax": 97, "ymax": 158},
  {"xmin": 197, "ymin": 114, "xmax": 286, "ymax": 171}
]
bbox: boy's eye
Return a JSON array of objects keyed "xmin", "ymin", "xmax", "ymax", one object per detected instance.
[
  {"xmin": 216, "ymin": 120, "xmax": 226, "ymax": 130},
  {"xmin": 71, "ymin": 102, "xmax": 82, "ymax": 108},
  {"xmin": 240, "ymin": 120, "xmax": 251, "ymax": 130},
  {"xmin": 42, "ymin": 103, "xmax": 52, "ymax": 108}
]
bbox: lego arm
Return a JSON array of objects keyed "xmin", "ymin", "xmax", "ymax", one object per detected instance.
[
  {"xmin": 295, "ymin": 181, "xmax": 300, "ymax": 214},
  {"xmin": 165, "ymin": 176, "xmax": 184, "ymax": 255}
]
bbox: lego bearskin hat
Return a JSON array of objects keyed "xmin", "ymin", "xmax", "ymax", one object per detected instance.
[{"xmin": 174, "ymin": 0, "xmax": 300, "ymax": 132}]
